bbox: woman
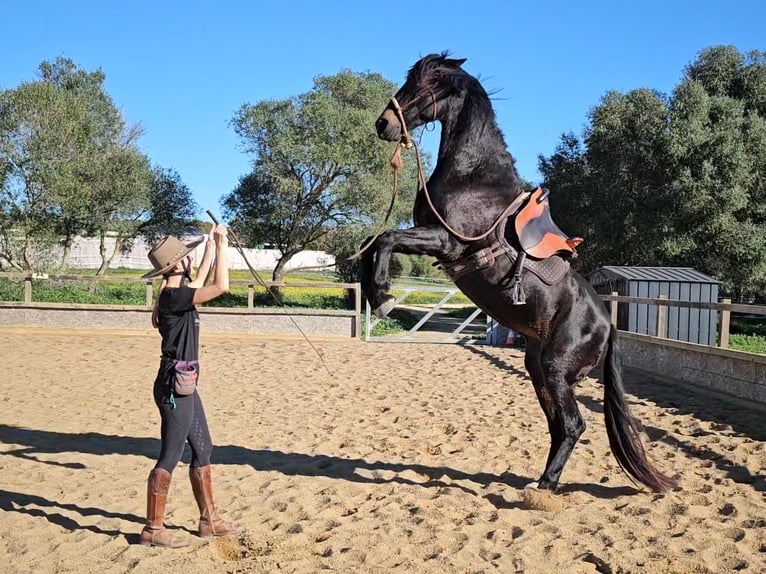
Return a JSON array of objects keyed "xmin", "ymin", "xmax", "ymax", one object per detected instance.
[{"xmin": 139, "ymin": 224, "xmax": 243, "ymax": 548}]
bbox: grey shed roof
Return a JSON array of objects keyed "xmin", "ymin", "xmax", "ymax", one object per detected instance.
[{"xmin": 589, "ymin": 266, "xmax": 719, "ymax": 283}]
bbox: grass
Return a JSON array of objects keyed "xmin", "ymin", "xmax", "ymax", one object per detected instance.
[
  {"xmin": 365, "ymin": 309, "xmax": 420, "ymax": 337},
  {"xmin": 728, "ymin": 334, "xmax": 766, "ymax": 355}
]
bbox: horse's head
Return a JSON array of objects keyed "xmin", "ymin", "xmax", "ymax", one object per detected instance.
[{"xmin": 376, "ymin": 53, "xmax": 468, "ymax": 142}]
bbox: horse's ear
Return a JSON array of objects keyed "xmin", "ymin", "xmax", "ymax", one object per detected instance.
[{"xmin": 443, "ymin": 58, "xmax": 467, "ymax": 69}]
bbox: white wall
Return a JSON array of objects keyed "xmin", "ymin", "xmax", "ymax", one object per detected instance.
[{"xmin": 53, "ymin": 235, "xmax": 335, "ymax": 272}]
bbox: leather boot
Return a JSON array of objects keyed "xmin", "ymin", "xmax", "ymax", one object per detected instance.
[
  {"xmin": 139, "ymin": 468, "xmax": 189, "ymax": 548},
  {"xmin": 189, "ymin": 465, "xmax": 244, "ymax": 537}
]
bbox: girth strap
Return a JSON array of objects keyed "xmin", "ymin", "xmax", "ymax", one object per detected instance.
[{"xmin": 439, "ymin": 241, "xmax": 509, "ymax": 282}]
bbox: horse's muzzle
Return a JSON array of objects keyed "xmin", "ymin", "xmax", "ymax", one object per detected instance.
[{"xmin": 376, "ymin": 109, "xmax": 401, "ymax": 142}]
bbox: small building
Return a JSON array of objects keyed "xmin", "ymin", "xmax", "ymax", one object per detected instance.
[{"xmin": 587, "ymin": 266, "xmax": 720, "ymax": 346}]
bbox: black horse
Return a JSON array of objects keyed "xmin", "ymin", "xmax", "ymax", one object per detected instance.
[{"xmin": 361, "ymin": 53, "xmax": 677, "ymax": 493}]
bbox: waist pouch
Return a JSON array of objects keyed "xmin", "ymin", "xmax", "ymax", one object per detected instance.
[{"xmin": 172, "ymin": 359, "xmax": 199, "ymax": 396}]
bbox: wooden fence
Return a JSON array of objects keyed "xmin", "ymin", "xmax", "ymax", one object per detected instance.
[
  {"xmin": 600, "ymin": 292, "xmax": 766, "ymax": 349},
  {"xmin": 0, "ymin": 272, "xmax": 362, "ymax": 338}
]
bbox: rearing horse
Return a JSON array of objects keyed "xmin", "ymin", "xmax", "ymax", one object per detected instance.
[{"xmin": 361, "ymin": 53, "xmax": 677, "ymax": 493}]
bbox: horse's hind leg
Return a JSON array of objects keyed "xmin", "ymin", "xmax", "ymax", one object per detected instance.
[{"xmin": 525, "ymin": 340, "xmax": 586, "ymax": 491}]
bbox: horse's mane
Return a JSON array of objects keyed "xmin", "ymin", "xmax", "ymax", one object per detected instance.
[
  {"xmin": 409, "ymin": 53, "xmax": 462, "ymax": 88},
  {"xmin": 408, "ymin": 52, "xmax": 491, "ymax": 106}
]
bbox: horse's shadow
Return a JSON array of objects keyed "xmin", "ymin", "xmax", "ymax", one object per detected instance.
[
  {"xmin": 458, "ymin": 344, "xmax": 766, "ymax": 492},
  {"xmin": 0, "ymin": 488, "xmax": 196, "ymax": 542},
  {"xmin": 458, "ymin": 341, "xmax": 529, "ymax": 380}
]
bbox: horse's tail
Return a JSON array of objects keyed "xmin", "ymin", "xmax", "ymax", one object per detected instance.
[{"xmin": 603, "ymin": 325, "xmax": 678, "ymax": 492}]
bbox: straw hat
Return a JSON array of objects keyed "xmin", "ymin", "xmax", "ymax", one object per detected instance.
[{"xmin": 141, "ymin": 235, "xmax": 204, "ymax": 279}]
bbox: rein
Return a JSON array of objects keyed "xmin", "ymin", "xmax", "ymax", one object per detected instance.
[
  {"xmin": 348, "ymin": 91, "xmax": 437, "ymax": 261},
  {"xmin": 388, "ymin": 96, "xmax": 530, "ymax": 244}
]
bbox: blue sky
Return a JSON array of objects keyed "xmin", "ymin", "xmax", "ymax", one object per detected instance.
[{"xmin": 2, "ymin": 1, "xmax": 763, "ymax": 220}]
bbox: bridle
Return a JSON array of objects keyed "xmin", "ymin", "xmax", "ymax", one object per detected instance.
[{"xmin": 352, "ymin": 82, "xmax": 529, "ymax": 260}]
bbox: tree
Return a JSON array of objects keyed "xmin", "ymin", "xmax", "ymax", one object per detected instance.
[
  {"xmin": 0, "ymin": 57, "xmax": 155, "ymax": 274},
  {"xmin": 38, "ymin": 58, "xmax": 125, "ymax": 269},
  {"xmin": 141, "ymin": 166, "xmax": 199, "ymax": 244},
  {"xmin": 665, "ymin": 46, "xmax": 766, "ymax": 299},
  {"xmin": 225, "ymin": 69, "xmax": 422, "ymax": 283},
  {"xmin": 582, "ymin": 88, "xmax": 674, "ymax": 270},
  {"xmin": 86, "ymin": 135, "xmax": 153, "ymax": 275},
  {"xmin": 0, "ymin": 78, "xmax": 85, "ymax": 270},
  {"xmin": 539, "ymin": 46, "xmax": 766, "ymax": 299}
]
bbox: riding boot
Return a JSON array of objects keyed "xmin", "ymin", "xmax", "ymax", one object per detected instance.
[
  {"xmin": 189, "ymin": 465, "xmax": 244, "ymax": 537},
  {"xmin": 139, "ymin": 468, "xmax": 189, "ymax": 548}
]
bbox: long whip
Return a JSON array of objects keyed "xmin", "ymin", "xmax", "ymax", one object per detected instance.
[{"xmin": 206, "ymin": 210, "xmax": 333, "ymax": 376}]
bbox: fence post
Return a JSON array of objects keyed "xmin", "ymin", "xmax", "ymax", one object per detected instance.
[
  {"xmin": 656, "ymin": 294, "xmax": 667, "ymax": 338},
  {"xmin": 248, "ymin": 284, "xmax": 254, "ymax": 309},
  {"xmin": 24, "ymin": 276, "xmax": 32, "ymax": 303},
  {"xmin": 353, "ymin": 283, "xmax": 362, "ymax": 338},
  {"xmin": 719, "ymin": 297, "xmax": 731, "ymax": 349},
  {"xmin": 145, "ymin": 281, "xmax": 153, "ymax": 306},
  {"xmin": 610, "ymin": 291, "xmax": 618, "ymax": 327}
]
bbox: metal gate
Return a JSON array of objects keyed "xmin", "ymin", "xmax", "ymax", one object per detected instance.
[{"xmin": 364, "ymin": 284, "xmax": 488, "ymax": 343}]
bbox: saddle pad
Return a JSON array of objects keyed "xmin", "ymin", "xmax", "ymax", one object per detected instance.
[{"xmin": 524, "ymin": 254, "xmax": 570, "ymax": 285}]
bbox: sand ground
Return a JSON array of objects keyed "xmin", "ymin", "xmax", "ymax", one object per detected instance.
[{"xmin": 0, "ymin": 328, "xmax": 764, "ymax": 574}]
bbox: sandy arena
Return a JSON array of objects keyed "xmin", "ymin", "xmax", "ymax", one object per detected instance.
[{"xmin": 1, "ymin": 328, "xmax": 765, "ymax": 573}]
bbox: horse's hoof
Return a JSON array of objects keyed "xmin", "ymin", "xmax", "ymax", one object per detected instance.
[
  {"xmin": 522, "ymin": 484, "xmax": 565, "ymax": 512},
  {"xmin": 373, "ymin": 297, "xmax": 396, "ymax": 319}
]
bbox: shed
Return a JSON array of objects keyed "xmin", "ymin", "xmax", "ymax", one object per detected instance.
[{"xmin": 587, "ymin": 266, "xmax": 720, "ymax": 346}]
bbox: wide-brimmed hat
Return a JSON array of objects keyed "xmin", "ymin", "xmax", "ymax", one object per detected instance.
[{"xmin": 141, "ymin": 235, "xmax": 204, "ymax": 279}]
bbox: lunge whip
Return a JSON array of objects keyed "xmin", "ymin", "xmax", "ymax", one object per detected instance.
[{"xmin": 206, "ymin": 210, "xmax": 332, "ymax": 376}]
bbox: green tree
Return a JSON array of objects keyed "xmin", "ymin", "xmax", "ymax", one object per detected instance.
[
  {"xmin": 40, "ymin": 58, "xmax": 125, "ymax": 269},
  {"xmin": 539, "ymin": 133, "xmax": 593, "ymax": 270},
  {"xmin": 0, "ymin": 79, "xmax": 83, "ymax": 270},
  {"xmin": 86, "ymin": 134, "xmax": 153, "ymax": 275},
  {"xmin": 0, "ymin": 57, "xmax": 154, "ymax": 274},
  {"xmin": 225, "ymin": 69, "xmax": 422, "ymax": 283},
  {"xmin": 141, "ymin": 166, "xmax": 199, "ymax": 244},
  {"xmin": 666, "ymin": 46, "xmax": 766, "ymax": 299},
  {"xmin": 540, "ymin": 45, "xmax": 766, "ymax": 299}
]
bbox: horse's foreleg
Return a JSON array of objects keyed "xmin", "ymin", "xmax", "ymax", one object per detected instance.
[{"xmin": 363, "ymin": 225, "xmax": 458, "ymax": 317}]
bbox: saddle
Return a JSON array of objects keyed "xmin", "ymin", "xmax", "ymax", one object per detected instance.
[
  {"xmin": 439, "ymin": 187, "xmax": 582, "ymax": 305},
  {"xmin": 516, "ymin": 187, "xmax": 582, "ymax": 259}
]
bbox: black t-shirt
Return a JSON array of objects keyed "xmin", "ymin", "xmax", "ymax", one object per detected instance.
[{"xmin": 157, "ymin": 286, "xmax": 199, "ymax": 362}]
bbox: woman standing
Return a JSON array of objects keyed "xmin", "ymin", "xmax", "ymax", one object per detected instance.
[{"xmin": 139, "ymin": 224, "xmax": 243, "ymax": 548}]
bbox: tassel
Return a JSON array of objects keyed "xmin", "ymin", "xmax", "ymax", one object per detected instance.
[{"xmin": 390, "ymin": 143, "xmax": 404, "ymax": 170}]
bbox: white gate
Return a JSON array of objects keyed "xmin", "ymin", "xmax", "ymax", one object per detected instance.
[{"xmin": 364, "ymin": 284, "xmax": 489, "ymax": 343}]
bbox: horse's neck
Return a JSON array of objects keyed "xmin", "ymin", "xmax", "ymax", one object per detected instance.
[
  {"xmin": 434, "ymin": 104, "xmax": 523, "ymax": 209},
  {"xmin": 436, "ymin": 99, "xmax": 522, "ymax": 197}
]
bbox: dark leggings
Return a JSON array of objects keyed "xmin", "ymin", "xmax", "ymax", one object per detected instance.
[{"xmin": 153, "ymin": 383, "xmax": 213, "ymax": 473}]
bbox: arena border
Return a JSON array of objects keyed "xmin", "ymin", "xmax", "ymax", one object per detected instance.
[
  {"xmin": 0, "ymin": 302, "xmax": 360, "ymax": 338},
  {"xmin": 619, "ymin": 331, "xmax": 766, "ymax": 405}
]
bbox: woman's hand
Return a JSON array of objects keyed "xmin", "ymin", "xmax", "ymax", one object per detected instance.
[
  {"xmin": 213, "ymin": 224, "xmax": 228, "ymax": 247},
  {"xmin": 193, "ymin": 223, "xmax": 230, "ymax": 304}
]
